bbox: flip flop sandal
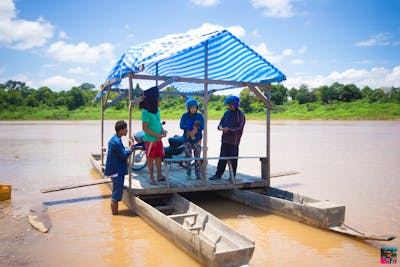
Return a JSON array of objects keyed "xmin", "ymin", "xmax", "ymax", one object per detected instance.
[
  {"xmin": 149, "ymin": 180, "xmax": 158, "ymax": 185},
  {"xmin": 157, "ymin": 176, "xmax": 166, "ymax": 182}
]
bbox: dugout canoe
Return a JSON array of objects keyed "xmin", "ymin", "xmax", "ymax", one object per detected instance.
[
  {"xmin": 215, "ymin": 188, "xmax": 396, "ymax": 241},
  {"xmin": 89, "ymin": 154, "xmax": 254, "ymax": 266},
  {"xmin": 130, "ymin": 193, "xmax": 254, "ymax": 266}
]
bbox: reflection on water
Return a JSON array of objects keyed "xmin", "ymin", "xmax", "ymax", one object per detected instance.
[{"xmin": 1, "ymin": 120, "xmax": 399, "ymax": 266}]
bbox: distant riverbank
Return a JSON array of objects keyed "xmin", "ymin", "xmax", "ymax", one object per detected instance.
[{"xmin": 1, "ymin": 100, "xmax": 399, "ymax": 120}]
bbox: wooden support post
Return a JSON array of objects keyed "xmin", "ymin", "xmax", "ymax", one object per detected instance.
[
  {"xmin": 202, "ymin": 40, "xmax": 209, "ymax": 184},
  {"xmin": 128, "ymin": 73, "xmax": 133, "ymax": 189},
  {"xmin": 163, "ymin": 161, "xmax": 170, "ymax": 189},
  {"xmin": 100, "ymin": 93, "xmax": 105, "ymax": 166},
  {"xmin": 266, "ymin": 84, "xmax": 271, "ymax": 182},
  {"xmin": 227, "ymin": 160, "xmax": 236, "ymax": 184},
  {"xmin": 155, "ymin": 63, "xmax": 159, "ymax": 87},
  {"xmin": 100, "ymin": 87, "xmax": 110, "ymax": 167},
  {"xmin": 259, "ymin": 157, "xmax": 270, "ymax": 186}
]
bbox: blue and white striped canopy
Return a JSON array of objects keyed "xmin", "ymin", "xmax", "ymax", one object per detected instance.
[{"xmin": 104, "ymin": 28, "xmax": 286, "ymax": 94}]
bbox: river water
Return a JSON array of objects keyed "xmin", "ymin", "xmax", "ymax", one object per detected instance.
[{"xmin": 0, "ymin": 120, "xmax": 399, "ymax": 267}]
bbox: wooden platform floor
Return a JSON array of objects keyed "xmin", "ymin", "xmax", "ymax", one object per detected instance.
[
  {"xmin": 91, "ymin": 154, "xmax": 270, "ymax": 195},
  {"xmin": 127, "ymin": 163, "xmax": 270, "ymax": 195}
]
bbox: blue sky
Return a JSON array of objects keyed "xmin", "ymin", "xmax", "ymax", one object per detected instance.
[{"xmin": 0, "ymin": 0, "xmax": 399, "ymax": 91}]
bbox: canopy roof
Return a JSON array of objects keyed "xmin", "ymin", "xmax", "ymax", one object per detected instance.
[{"xmin": 103, "ymin": 28, "xmax": 286, "ymax": 94}]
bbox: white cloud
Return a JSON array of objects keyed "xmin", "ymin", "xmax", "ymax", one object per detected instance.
[
  {"xmin": 10, "ymin": 73, "xmax": 31, "ymax": 84},
  {"xmin": 47, "ymin": 41, "xmax": 115, "ymax": 64},
  {"xmin": 41, "ymin": 75, "xmax": 78, "ymax": 91},
  {"xmin": 0, "ymin": 73, "xmax": 36, "ymax": 88},
  {"xmin": 252, "ymin": 43, "xmax": 280, "ymax": 63},
  {"xmin": 40, "ymin": 63, "xmax": 58, "ymax": 69},
  {"xmin": 190, "ymin": 0, "xmax": 220, "ymax": 7},
  {"xmin": 226, "ymin": 25, "xmax": 246, "ymax": 38},
  {"xmin": 0, "ymin": 0, "xmax": 54, "ymax": 50},
  {"xmin": 252, "ymin": 30, "xmax": 261, "ymax": 38},
  {"xmin": 355, "ymin": 33, "xmax": 399, "ymax": 47},
  {"xmin": 251, "ymin": 43, "xmax": 293, "ymax": 64},
  {"xmin": 283, "ymin": 66, "xmax": 400, "ymax": 89},
  {"xmin": 282, "ymin": 48, "xmax": 294, "ymax": 56},
  {"xmin": 290, "ymin": 59, "xmax": 304, "ymax": 65},
  {"xmin": 251, "ymin": 0, "xmax": 294, "ymax": 18},
  {"xmin": 59, "ymin": 31, "xmax": 68, "ymax": 39},
  {"xmin": 0, "ymin": 0, "xmax": 14, "ymax": 20},
  {"xmin": 1, "ymin": 73, "xmax": 82, "ymax": 91},
  {"xmin": 252, "ymin": 43, "xmax": 307, "ymax": 66},
  {"xmin": 187, "ymin": 23, "xmax": 246, "ymax": 38},
  {"xmin": 298, "ymin": 46, "xmax": 307, "ymax": 54},
  {"xmin": 384, "ymin": 66, "xmax": 400, "ymax": 87},
  {"xmin": 67, "ymin": 67, "xmax": 97, "ymax": 76}
]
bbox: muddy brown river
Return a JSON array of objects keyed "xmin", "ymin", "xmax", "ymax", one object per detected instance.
[{"xmin": 0, "ymin": 120, "xmax": 399, "ymax": 266}]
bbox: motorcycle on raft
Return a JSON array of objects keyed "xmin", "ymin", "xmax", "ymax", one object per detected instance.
[{"xmin": 130, "ymin": 127, "xmax": 194, "ymax": 171}]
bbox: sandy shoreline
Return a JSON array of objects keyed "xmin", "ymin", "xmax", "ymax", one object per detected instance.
[{"xmin": 0, "ymin": 204, "xmax": 35, "ymax": 266}]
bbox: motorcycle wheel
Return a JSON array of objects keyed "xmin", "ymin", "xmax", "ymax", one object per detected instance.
[{"xmin": 131, "ymin": 146, "xmax": 147, "ymax": 171}]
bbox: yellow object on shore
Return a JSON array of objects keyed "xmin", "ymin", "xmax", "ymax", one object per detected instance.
[{"xmin": 0, "ymin": 184, "xmax": 11, "ymax": 201}]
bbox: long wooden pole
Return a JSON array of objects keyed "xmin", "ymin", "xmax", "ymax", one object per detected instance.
[
  {"xmin": 41, "ymin": 178, "xmax": 112, "ymax": 193},
  {"xmin": 156, "ymin": 63, "xmax": 159, "ymax": 87}
]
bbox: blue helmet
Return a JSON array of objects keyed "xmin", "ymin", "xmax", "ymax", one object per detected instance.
[
  {"xmin": 224, "ymin": 96, "xmax": 240, "ymax": 108},
  {"xmin": 185, "ymin": 98, "xmax": 199, "ymax": 109}
]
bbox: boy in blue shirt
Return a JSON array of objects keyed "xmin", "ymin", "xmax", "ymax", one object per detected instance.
[
  {"xmin": 180, "ymin": 98, "xmax": 204, "ymax": 179},
  {"xmin": 104, "ymin": 120, "xmax": 134, "ymax": 215}
]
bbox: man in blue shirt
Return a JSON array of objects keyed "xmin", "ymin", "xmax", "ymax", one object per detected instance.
[
  {"xmin": 104, "ymin": 120, "xmax": 134, "ymax": 215},
  {"xmin": 209, "ymin": 96, "xmax": 245, "ymax": 180}
]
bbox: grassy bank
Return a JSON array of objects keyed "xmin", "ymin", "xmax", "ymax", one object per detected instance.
[
  {"xmin": 271, "ymin": 100, "xmax": 400, "ymax": 120},
  {"xmin": 0, "ymin": 100, "xmax": 399, "ymax": 120}
]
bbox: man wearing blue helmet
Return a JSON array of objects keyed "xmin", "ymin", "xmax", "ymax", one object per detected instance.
[
  {"xmin": 210, "ymin": 95, "xmax": 245, "ymax": 180},
  {"xmin": 180, "ymin": 98, "xmax": 204, "ymax": 179}
]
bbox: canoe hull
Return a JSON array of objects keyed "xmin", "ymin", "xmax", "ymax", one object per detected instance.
[
  {"xmin": 129, "ymin": 193, "xmax": 254, "ymax": 267},
  {"xmin": 90, "ymin": 154, "xmax": 255, "ymax": 266},
  {"xmin": 216, "ymin": 187, "xmax": 345, "ymax": 229},
  {"xmin": 216, "ymin": 188, "xmax": 396, "ymax": 241}
]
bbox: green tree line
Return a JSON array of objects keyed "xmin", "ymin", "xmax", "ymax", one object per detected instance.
[
  {"xmin": 238, "ymin": 82, "xmax": 400, "ymax": 113},
  {"xmin": 0, "ymin": 80, "xmax": 97, "ymax": 111},
  {"xmin": 0, "ymin": 80, "xmax": 399, "ymax": 120}
]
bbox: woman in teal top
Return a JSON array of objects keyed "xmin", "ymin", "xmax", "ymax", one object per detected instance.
[
  {"xmin": 142, "ymin": 109, "xmax": 162, "ymax": 142},
  {"xmin": 140, "ymin": 86, "xmax": 166, "ymax": 185}
]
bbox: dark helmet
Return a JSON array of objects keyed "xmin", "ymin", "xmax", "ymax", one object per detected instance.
[
  {"xmin": 185, "ymin": 98, "xmax": 199, "ymax": 109},
  {"xmin": 224, "ymin": 96, "xmax": 240, "ymax": 108}
]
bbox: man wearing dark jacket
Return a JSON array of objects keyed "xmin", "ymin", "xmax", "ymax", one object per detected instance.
[{"xmin": 210, "ymin": 96, "xmax": 245, "ymax": 180}]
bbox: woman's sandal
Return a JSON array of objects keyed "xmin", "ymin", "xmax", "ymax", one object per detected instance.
[
  {"xmin": 149, "ymin": 179, "xmax": 158, "ymax": 185},
  {"xmin": 157, "ymin": 176, "xmax": 166, "ymax": 182}
]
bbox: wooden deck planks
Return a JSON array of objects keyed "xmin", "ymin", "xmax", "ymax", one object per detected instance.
[
  {"xmin": 123, "ymin": 163, "xmax": 270, "ymax": 195},
  {"xmin": 90, "ymin": 154, "xmax": 275, "ymax": 196}
]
